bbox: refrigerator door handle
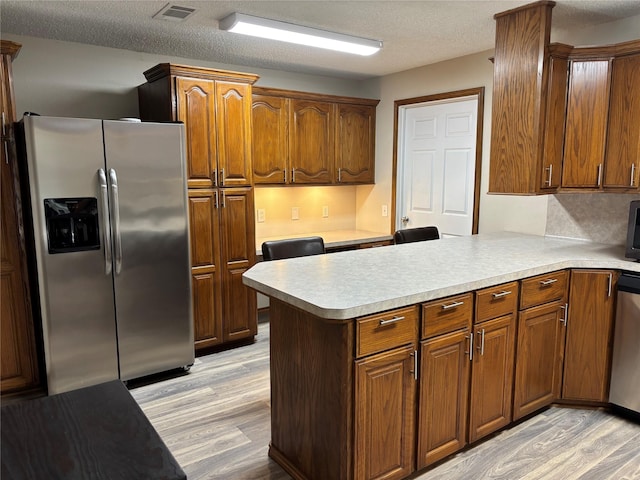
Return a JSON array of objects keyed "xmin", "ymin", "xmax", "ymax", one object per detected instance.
[
  {"xmin": 98, "ymin": 169, "xmax": 113, "ymax": 275},
  {"xmin": 109, "ymin": 168, "xmax": 123, "ymax": 275}
]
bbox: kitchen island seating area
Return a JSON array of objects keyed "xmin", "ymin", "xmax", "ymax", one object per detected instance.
[
  {"xmin": 394, "ymin": 226, "xmax": 440, "ymax": 244},
  {"xmin": 261, "ymin": 236, "xmax": 326, "ymax": 261}
]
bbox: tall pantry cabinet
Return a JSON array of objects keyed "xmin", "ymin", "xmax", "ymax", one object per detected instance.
[
  {"xmin": 138, "ymin": 64, "xmax": 259, "ymax": 352},
  {"xmin": 1, "ymin": 40, "xmax": 40, "ymax": 394}
]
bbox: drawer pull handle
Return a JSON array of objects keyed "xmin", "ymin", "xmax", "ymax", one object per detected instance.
[
  {"xmin": 379, "ymin": 315, "xmax": 405, "ymax": 326},
  {"xmin": 492, "ymin": 290, "xmax": 512, "ymax": 299},
  {"xmin": 441, "ymin": 301, "xmax": 464, "ymax": 310},
  {"xmin": 539, "ymin": 278, "xmax": 558, "ymax": 286}
]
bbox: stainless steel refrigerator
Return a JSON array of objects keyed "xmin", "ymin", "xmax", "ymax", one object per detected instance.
[{"xmin": 19, "ymin": 115, "xmax": 194, "ymax": 395}]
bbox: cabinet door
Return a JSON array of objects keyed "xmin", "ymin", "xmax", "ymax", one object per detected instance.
[
  {"xmin": 468, "ymin": 314, "xmax": 516, "ymax": 443},
  {"xmin": 335, "ymin": 103, "xmax": 375, "ymax": 184},
  {"xmin": 1, "ymin": 43, "xmax": 40, "ymax": 394},
  {"xmin": 188, "ymin": 190, "xmax": 223, "ymax": 350},
  {"xmin": 561, "ymin": 60, "xmax": 611, "ymax": 188},
  {"xmin": 563, "ymin": 270, "xmax": 617, "ymax": 402},
  {"xmin": 513, "ymin": 301, "xmax": 566, "ymax": 420},
  {"xmin": 219, "ymin": 187, "xmax": 257, "ymax": 342},
  {"xmin": 216, "ymin": 81, "xmax": 253, "ymax": 187},
  {"xmin": 604, "ymin": 53, "xmax": 640, "ymax": 190},
  {"xmin": 355, "ymin": 345, "xmax": 415, "ymax": 480},
  {"xmin": 252, "ymin": 94, "xmax": 288, "ymax": 184},
  {"xmin": 417, "ymin": 329, "xmax": 470, "ymax": 469},
  {"xmin": 176, "ymin": 77, "xmax": 217, "ymax": 189},
  {"xmin": 540, "ymin": 54, "xmax": 569, "ymax": 191},
  {"xmin": 289, "ymin": 99, "xmax": 334, "ymax": 184}
]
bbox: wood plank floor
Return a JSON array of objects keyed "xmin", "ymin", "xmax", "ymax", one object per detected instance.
[{"xmin": 130, "ymin": 321, "xmax": 640, "ymax": 480}]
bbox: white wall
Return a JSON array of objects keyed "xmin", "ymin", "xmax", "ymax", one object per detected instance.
[
  {"xmin": 3, "ymin": 33, "xmax": 376, "ymax": 120},
  {"xmin": 356, "ymin": 12, "xmax": 640, "ymax": 237}
]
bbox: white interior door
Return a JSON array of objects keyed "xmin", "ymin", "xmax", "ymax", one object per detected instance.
[{"xmin": 397, "ymin": 96, "xmax": 478, "ymax": 237}]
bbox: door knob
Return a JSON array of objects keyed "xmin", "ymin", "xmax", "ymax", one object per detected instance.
[{"xmin": 401, "ymin": 216, "xmax": 410, "ymax": 224}]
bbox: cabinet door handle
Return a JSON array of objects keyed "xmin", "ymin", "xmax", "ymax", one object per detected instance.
[
  {"xmin": 410, "ymin": 350, "xmax": 418, "ymax": 380},
  {"xmin": 338, "ymin": 167, "xmax": 342, "ymax": 183},
  {"xmin": 441, "ymin": 300, "xmax": 464, "ymax": 310},
  {"xmin": 560, "ymin": 303, "xmax": 568, "ymax": 326},
  {"xmin": 283, "ymin": 169, "xmax": 287, "ymax": 183},
  {"xmin": 492, "ymin": 290, "xmax": 512, "ymax": 299},
  {"xmin": 291, "ymin": 168, "xmax": 296, "ymax": 183},
  {"xmin": 545, "ymin": 164, "xmax": 553, "ymax": 187},
  {"xmin": 214, "ymin": 190, "xmax": 219, "ymax": 209},
  {"xmin": 379, "ymin": 315, "xmax": 405, "ymax": 326},
  {"xmin": 607, "ymin": 273, "xmax": 612, "ymax": 297},
  {"xmin": 539, "ymin": 278, "xmax": 558, "ymax": 286},
  {"xmin": 220, "ymin": 190, "xmax": 225, "ymax": 208},
  {"xmin": 476, "ymin": 329, "xmax": 485, "ymax": 356},
  {"xmin": 213, "ymin": 169, "xmax": 218, "ymax": 187},
  {"xmin": 597, "ymin": 163, "xmax": 602, "ymax": 187},
  {"xmin": 466, "ymin": 333, "xmax": 474, "ymax": 361},
  {"xmin": 631, "ymin": 164, "xmax": 636, "ymax": 187},
  {"xmin": 219, "ymin": 167, "xmax": 225, "ymax": 186},
  {"xmin": 1, "ymin": 112, "xmax": 5, "ymax": 136},
  {"xmin": 3, "ymin": 140, "xmax": 8, "ymax": 165}
]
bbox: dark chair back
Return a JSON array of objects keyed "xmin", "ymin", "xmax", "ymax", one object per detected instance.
[
  {"xmin": 393, "ymin": 226, "xmax": 440, "ymax": 244},
  {"xmin": 261, "ymin": 236, "xmax": 326, "ymax": 261}
]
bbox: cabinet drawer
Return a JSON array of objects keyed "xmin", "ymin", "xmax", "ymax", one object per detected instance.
[
  {"xmin": 520, "ymin": 270, "xmax": 568, "ymax": 310},
  {"xmin": 356, "ymin": 306, "xmax": 418, "ymax": 358},
  {"xmin": 422, "ymin": 293, "xmax": 473, "ymax": 339},
  {"xmin": 476, "ymin": 282, "xmax": 519, "ymax": 323}
]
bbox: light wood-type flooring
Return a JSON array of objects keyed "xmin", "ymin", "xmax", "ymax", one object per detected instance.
[{"xmin": 130, "ymin": 321, "xmax": 640, "ymax": 480}]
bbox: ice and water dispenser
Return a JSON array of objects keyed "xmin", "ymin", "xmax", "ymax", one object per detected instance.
[{"xmin": 44, "ymin": 198, "xmax": 100, "ymax": 254}]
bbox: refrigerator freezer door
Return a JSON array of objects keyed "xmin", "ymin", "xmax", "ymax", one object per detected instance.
[
  {"xmin": 103, "ymin": 120, "xmax": 193, "ymax": 381},
  {"xmin": 23, "ymin": 116, "xmax": 119, "ymax": 394}
]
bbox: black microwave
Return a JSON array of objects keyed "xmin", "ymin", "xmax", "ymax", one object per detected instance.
[{"xmin": 626, "ymin": 200, "xmax": 640, "ymax": 261}]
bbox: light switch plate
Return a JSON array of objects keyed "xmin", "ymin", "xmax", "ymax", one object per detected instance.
[
  {"xmin": 257, "ymin": 209, "xmax": 265, "ymax": 223},
  {"xmin": 382, "ymin": 205, "xmax": 388, "ymax": 217},
  {"xmin": 291, "ymin": 207, "xmax": 299, "ymax": 220},
  {"xmin": 322, "ymin": 206, "xmax": 329, "ymax": 218}
]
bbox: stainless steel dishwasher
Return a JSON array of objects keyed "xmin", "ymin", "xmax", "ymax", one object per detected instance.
[{"xmin": 609, "ymin": 272, "xmax": 640, "ymax": 416}]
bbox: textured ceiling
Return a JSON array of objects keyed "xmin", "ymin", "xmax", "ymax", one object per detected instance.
[{"xmin": 2, "ymin": 1, "xmax": 640, "ymax": 80}]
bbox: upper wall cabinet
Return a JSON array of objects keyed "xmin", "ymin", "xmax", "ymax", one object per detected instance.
[
  {"xmin": 489, "ymin": 1, "xmax": 640, "ymax": 194},
  {"xmin": 489, "ymin": 1, "xmax": 555, "ymax": 194},
  {"xmin": 252, "ymin": 87, "xmax": 379, "ymax": 186}
]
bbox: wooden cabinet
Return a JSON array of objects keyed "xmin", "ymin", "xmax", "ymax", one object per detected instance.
[
  {"xmin": 252, "ymin": 87, "xmax": 378, "ymax": 185},
  {"xmin": 604, "ymin": 53, "xmax": 640, "ymax": 190},
  {"xmin": 290, "ymin": 99, "xmax": 334, "ymax": 184},
  {"xmin": 561, "ymin": 60, "xmax": 611, "ymax": 188},
  {"xmin": 355, "ymin": 345, "xmax": 416, "ymax": 480},
  {"xmin": 562, "ymin": 270, "xmax": 617, "ymax": 402},
  {"xmin": 335, "ymin": 103, "xmax": 376, "ymax": 184},
  {"xmin": 489, "ymin": 1, "xmax": 640, "ymax": 195},
  {"xmin": 1, "ymin": 40, "xmax": 40, "ymax": 395},
  {"xmin": 139, "ymin": 64, "xmax": 259, "ymax": 352},
  {"xmin": 489, "ymin": 1, "xmax": 556, "ymax": 194},
  {"xmin": 417, "ymin": 294, "xmax": 472, "ymax": 468},
  {"xmin": 513, "ymin": 270, "xmax": 569, "ymax": 420},
  {"xmin": 355, "ymin": 306, "xmax": 418, "ymax": 480},
  {"xmin": 219, "ymin": 188, "xmax": 257, "ymax": 342},
  {"xmin": 251, "ymin": 94, "xmax": 288, "ymax": 184},
  {"xmin": 468, "ymin": 282, "xmax": 517, "ymax": 443}
]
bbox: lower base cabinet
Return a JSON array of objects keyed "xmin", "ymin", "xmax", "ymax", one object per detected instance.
[
  {"xmin": 562, "ymin": 270, "xmax": 617, "ymax": 402},
  {"xmin": 417, "ymin": 329, "xmax": 470, "ymax": 469},
  {"xmin": 267, "ymin": 269, "xmax": 622, "ymax": 480},
  {"xmin": 513, "ymin": 300, "xmax": 566, "ymax": 420},
  {"xmin": 355, "ymin": 345, "xmax": 416, "ymax": 480},
  {"xmin": 468, "ymin": 314, "xmax": 516, "ymax": 443}
]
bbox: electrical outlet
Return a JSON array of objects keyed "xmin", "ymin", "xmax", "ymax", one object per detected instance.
[
  {"xmin": 291, "ymin": 207, "xmax": 299, "ymax": 220},
  {"xmin": 322, "ymin": 206, "xmax": 329, "ymax": 218},
  {"xmin": 257, "ymin": 209, "xmax": 265, "ymax": 223},
  {"xmin": 382, "ymin": 205, "xmax": 388, "ymax": 217}
]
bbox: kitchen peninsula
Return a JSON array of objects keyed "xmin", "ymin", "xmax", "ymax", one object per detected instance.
[{"xmin": 243, "ymin": 232, "xmax": 640, "ymax": 480}]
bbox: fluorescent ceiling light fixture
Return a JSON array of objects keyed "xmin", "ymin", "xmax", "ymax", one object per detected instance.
[{"xmin": 219, "ymin": 13, "xmax": 382, "ymax": 56}]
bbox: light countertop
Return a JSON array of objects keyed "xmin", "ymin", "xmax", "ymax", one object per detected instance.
[
  {"xmin": 243, "ymin": 232, "xmax": 640, "ymax": 320},
  {"xmin": 256, "ymin": 229, "xmax": 392, "ymax": 256}
]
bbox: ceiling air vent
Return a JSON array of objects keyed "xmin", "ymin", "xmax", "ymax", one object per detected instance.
[{"xmin": 153, "ymin": 4, "xmax": 196, "ymax": 22}]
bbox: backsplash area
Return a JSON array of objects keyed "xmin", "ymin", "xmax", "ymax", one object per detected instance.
[{"xmin": 546, "ymin": 194, "xmax": 639, "ymax": 245}]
